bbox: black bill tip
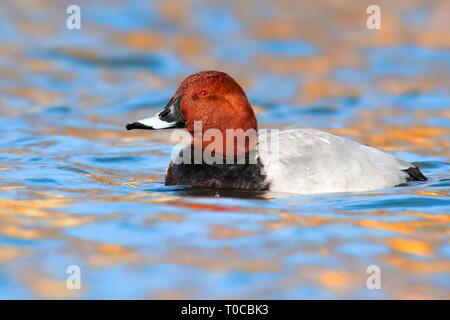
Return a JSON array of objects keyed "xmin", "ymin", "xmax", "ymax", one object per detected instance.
[{"xmin": 126, "ymin": 122, "xmax": 153, "ymax": 131}]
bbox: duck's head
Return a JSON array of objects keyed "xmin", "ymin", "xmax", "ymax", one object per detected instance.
[{"xmin": 126, "ymin": 71, "xmax": 258, "ymax": 157}]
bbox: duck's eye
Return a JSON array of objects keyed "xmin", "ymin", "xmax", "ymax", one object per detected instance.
[{"xmin": 199, "ymin": 90, "xmax": 209, "ymax": 97}]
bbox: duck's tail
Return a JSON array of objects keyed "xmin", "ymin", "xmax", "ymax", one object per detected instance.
[{"xmin": 404, "ymin": 166, "xmax": 428, "ymax": 182}]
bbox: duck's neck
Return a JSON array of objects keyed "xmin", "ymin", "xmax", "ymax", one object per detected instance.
[
  {"xmin": 187, "ymin": 123, "xmax": 259, "ymax": 161},
  {"xmin": 185, "ymin": 142, "xmax": 259, "ymax": 166}
]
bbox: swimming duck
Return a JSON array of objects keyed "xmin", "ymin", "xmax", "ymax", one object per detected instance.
[{"xmin": 126, "ymin": 71, "xmax": 426, "ymax": 194}]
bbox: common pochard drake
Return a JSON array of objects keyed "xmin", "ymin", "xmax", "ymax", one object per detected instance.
[{"xmin": 126, "ymin": 71, "xmax": 426, "ymax": 194}]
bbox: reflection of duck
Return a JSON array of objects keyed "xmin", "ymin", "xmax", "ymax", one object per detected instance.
[{"xmin": 126, "ymin": 71, "xmax": 427, "ymax": 194}]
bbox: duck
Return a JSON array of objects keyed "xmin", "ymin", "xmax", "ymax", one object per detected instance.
[{"xmin": 126, "ymin": 70, "xmax": 427, "ymax": 194}]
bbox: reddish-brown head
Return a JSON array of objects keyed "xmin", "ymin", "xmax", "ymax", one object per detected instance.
[{"xmin": 127, "ymin": 71, "xmax": 258, "ymax": 158}]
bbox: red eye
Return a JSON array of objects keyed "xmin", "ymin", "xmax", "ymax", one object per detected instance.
[{"xmin": 199, "ymin": 90, "xmax": 208, "ymax": 97}]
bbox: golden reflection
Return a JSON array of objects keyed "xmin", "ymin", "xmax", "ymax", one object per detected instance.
[
  {"xmin": 0, "ymin": 226, "xmax": 55, "ymax": 240},
  {"xmin": 388, "ymin": 238, "xmax": 433, "ymax": 256},
  {"xmin": 265, "ymin": 214, "xmax": 332, "ymax": 231},
  {"xmin": 0, "ymin": 246, "xmax": 31, "ymax": 264},
  {"xmin": 149, "ymin": 289, "xmax": 197, "ymax": 300},
  {"xmin": 21, "ymin": 271, "xmax": 82, "ymax": 299},
  {"xmin": 386, "ymin": 255, "xmax": 450, "ymax": 274},
  {"xmin": 415, "ymin": 190, "xmax": 449, "ymax": 197},
  {"xmin": 170, "ymin": 200, "xmax": 243, "ymax": 213},
  {"xmin": 87, "ymin": 243, "xmax": 142, "ymax": 267},
  {"xmin": 160, "ymin": 249, "xmax": 281, "ymax": 273},
  {"xmin": 145, "ymin": 213, "xmax": 185, "ymax": 225},
  {"xmin": 318, "ymin": 270, "xmax": 353, "ymax": 290},
  {"xmin": 3, "ymin": 86, "xmax": 63, "ymax": 106},
  {"xmin": 330, "ymin": 108, "xmax": 450, "ymax": 155},
  {"xmin": 119, "ymin": 31, "xmax": 164, "ymax": 51},
  {"xmin": 209, "ymin": 225, "xmax": 254, "ymax": 239},
  {"xmin": 358, "ymin": 218, "xmax": 449, "ymax": 235},
  {"xmin": 0, "ymin": 193, "xmax": 101, "ymax": 241},
  {"xmin": 58, "ymin": 238, "xmax": 144, "ymax": 268}
]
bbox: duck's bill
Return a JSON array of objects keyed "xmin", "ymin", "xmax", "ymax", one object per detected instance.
[
  {"xmin": 126, "ymin": 116, "xmax": 181, "ymax": 130},
  {"xmin": 126, "ymin": 96, "xmax": 186, "ymax": 131}
]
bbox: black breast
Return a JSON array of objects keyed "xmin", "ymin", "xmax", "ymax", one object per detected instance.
[{"xmin": 165, "ymin": 155, "xmax": 270, "ymax": 191}]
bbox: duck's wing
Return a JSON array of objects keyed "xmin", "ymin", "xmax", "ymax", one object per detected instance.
[{"xmin": 257, "ymin": 128, "xmax": 426, "ymax": 194}]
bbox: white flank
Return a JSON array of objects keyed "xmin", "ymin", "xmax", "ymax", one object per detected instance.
[{"xmin": 257, "ymin": 128, "xmax": 413, "ymax": 194}]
